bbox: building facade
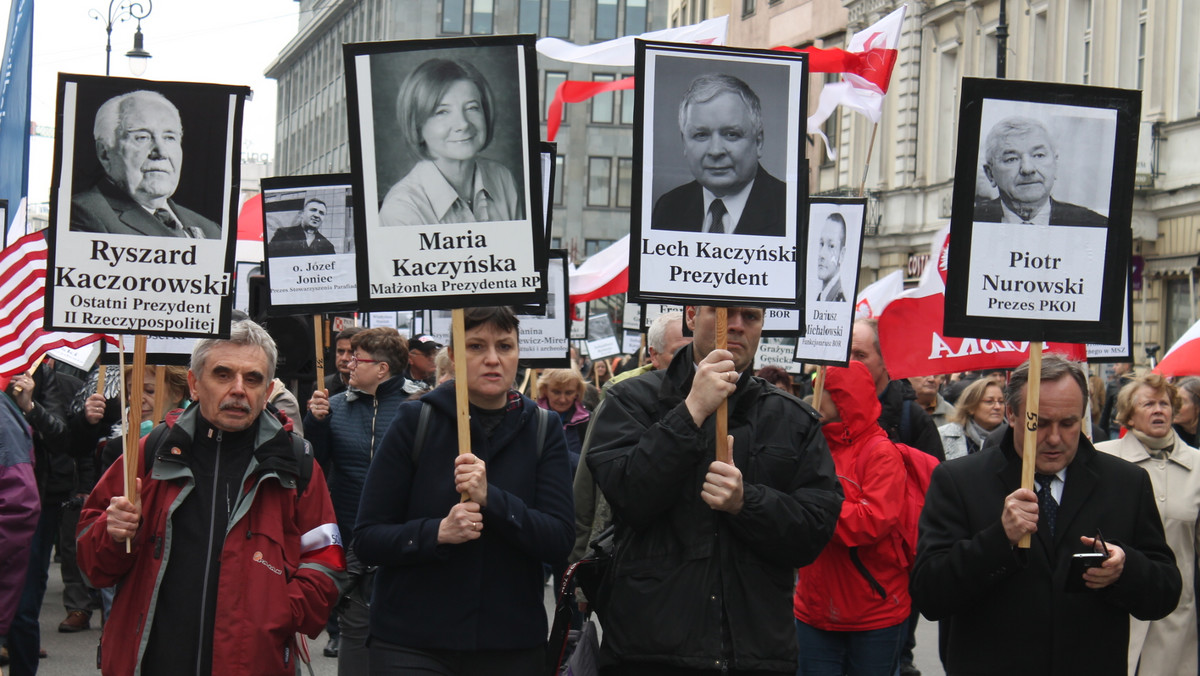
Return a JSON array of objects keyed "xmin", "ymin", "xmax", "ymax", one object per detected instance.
[
  {"xmin": 729, "ymin": 0, "xmax": 1200, "ymax": 366},
  {"xmin": 265, "ymin": 0, "xmax": 666, "ymax": 264}
]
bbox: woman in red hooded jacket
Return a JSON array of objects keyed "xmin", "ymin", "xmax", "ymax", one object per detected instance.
[{"xmin": 794, "ymin": 361, "xmax": 910, "ymax": 675}]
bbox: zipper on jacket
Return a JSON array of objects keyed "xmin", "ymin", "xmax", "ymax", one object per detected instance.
[
  {"xmin": 195, "ymin": 428, "xmax": 222, "ymax": 676},
  {"xmin": 370, "ymin": 397, "xmax": 379, "ymax": 460}
]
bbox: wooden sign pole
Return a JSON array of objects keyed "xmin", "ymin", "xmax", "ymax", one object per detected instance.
[
  {"xmin": 124, "ymin": 335, "xmax": 147, "ymax": 553},
  {"xmin": 313, "ymin": 314, "xmax": 326, "ymax": 389},
  {"xmin": 452, "ymin": 308, "xmax": 471, "ymax": 501},
  {"xmin": 96, "ymin": 363, "xmax": 106, "ymax": 396},
  {"xmin": 812, "ymin": 365, "xmax": 827, "ymax": 416},
  {"xmin": 1017, "ymin": 341, "xmax": 1043, "ymax": 549},
  {"xmin": 715, "ymin": 307, "xmax": 730, "ymax": 464}
]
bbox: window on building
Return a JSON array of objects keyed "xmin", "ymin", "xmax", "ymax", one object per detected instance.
[
  {"xmin": 1082, "ymin": 0, "xmax": 1093, "ymax": 84},
  {"xmin": 588, "ymin": 157, "xmax": 612, "ymax": 206},
  {"xmin": 548, "ymin": 0, "xmax": 570, "ymax": 38},
  {"xmin": 616, "ymin": 157, "xmax": 633, "ymax": 207},
  {"xmin": 742, "ymin": 0, "xmax": 755, "ymax": 17},
  {"xmin": 671, "ymin": 9, "xmax": 679, "ymax": 27},
  {"xmin": 519, "ymin": 0, "xmax": 541, "ymax": 34},
  {"xmin": 471, "ymin": 0, "xmax": 494, "ymax": 34},
  {"xmin": 551, "ymin": 237, "xmax": 562, "ymax": 249},
  {"xmin": 1165, "ymin": 277, "xmax": 1197, "ymax": 350},
  {"xmin": 620, "ymin": 81, "xmax": 635, "ymax": 125},
  {"xmin": 625, "ymin": 0, "xmax": 647, "ymax": 35},
  {"xmin": 592, "ymin": 74, "xmax": 616, "ymax": 123},
  {"xmin": 545, "ymin": 71, "xmax": 567, "ymax": 121},
  {"xmin": 1136, "ymin": 4, "xmax": 1147, "ymax": 90},
  {"xmin": 1033, "ymin": 10, "xmax": 1048, "ymax": 81},
  {"xmin": 596, "ymin": 0, "xmax": 618, "ymax": 40},
  {"xmin": 442, "ymin": 0, "xmax": 465, "ymax": 33},
  {"xmin": 554, "ymin": 155, "xmax": 566, "ymax": 205},
  {"xmin": 586, "ymin": 239, "xmax": 616, "ymax": 256}
]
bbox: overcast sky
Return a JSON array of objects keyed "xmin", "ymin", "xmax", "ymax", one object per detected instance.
[{"xmin": 18, "ymin": 0, "xmax": 299, "ymax": 207}]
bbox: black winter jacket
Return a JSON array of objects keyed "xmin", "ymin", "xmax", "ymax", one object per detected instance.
[
  {"xmin": 585, "ymin": 345, "xmax": 843, "ymax": 673},
  {"xmin": 353, "ymin": 383, "xmax": 575, "ymax": 651},
  {"xmin": 878, "ymin": 379, "xmax": 945, "ymax": 461}
]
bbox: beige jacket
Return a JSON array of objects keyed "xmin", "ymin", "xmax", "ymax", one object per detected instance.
[{"xmin": 1097, "ymin": 432, "xmax": 1200, "ymax": 676}]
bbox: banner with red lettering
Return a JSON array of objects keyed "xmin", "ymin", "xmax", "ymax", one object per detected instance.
[{"xmin": 878, "ymin": 226, "xmax": 1085, "ymax": 379}]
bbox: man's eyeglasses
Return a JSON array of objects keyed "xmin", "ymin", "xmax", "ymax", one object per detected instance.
[{"xmin": 348, "ymin": 355, "xmax": 379, "ymax": 367}]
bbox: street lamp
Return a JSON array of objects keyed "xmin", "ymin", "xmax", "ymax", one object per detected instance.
[{"xmin": 89, "ymin": 0, "xmax": 153, "ymax": 77}]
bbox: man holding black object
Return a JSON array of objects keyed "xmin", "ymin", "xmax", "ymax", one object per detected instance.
[
  {"xmin": 269, "ymin": 197, "xmax": 337, "ymax": 257},
  {"xmin": 585, "ymin": 305, "xmax": 842, "ymax": 674},
  {"xmin": 974, "ymin": 116, "xmax": 1107, "ymax": 226},
  {"xmin": 910, "ymin": 354, "xmax": 1180, "ymax": 675},
  {"xmin": 651, "ymin": 74, "xmax": 786, "ymax": 237},
  {"xmin": 70, "ymin": 90, "xmax": 221, "ymax": 239}
]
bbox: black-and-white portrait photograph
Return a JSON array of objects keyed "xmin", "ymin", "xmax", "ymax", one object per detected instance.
[
  {"xmin": 794, "ymin": 198, "xmax": 866, "ymax": 364},
  {"xmin": 46, "ymin": 74, "xmax": 248, "ymax": 338},
  {"xmin": 517, "ymin": 251, "xmax": 571, "ymax": 367},
  {"xmin": 261, "ymin": 175, "xmax": 357, "ymax": 315},
  {"xmin": 585, "ymin": 311, "xmax": 621, "ymax": 361},
  {"xmin": 631, "ymin": 41, "xmax": 807, "ymax": 308},
  {"xmin": 945, "ymin": 78, "xmax": 1140, "ymax": 344},
  {"xmin": 345, "ymin": 36, "xmax": 546, "ymax": 311}
]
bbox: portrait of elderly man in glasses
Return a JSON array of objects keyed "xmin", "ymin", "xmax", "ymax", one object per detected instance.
[
  {"xmin": 70, "ymin": 90, "xmax": 221, "ymax": 239},
  {"xmin": 650, "ymin": 73, "xmax": 786, "ymax": 237},
  {"xmin": 974, "ymin": 116, "xmax": 1107, "ymax": 227}
]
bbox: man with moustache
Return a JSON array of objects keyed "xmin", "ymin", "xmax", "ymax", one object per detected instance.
[
  {"xmin": 269, "ymin": 197, "xmax": 338, "ymax": 257},
  {"xmin": 586, "ymin": 305, "xmax": 842, "ymax": 674},
  {"xmin": 911, "ymin": 354, "xmax": 1179, "ymax": 675},
  {"xmin": 77, "ymin": 320, "xmax": 345, "ymax": 676},
  {"xmin": 70, "ymin": 90, "xmax": 221, "ymax": 239},
  {"xmin": 651, "ymin": 74, "xmax": 787, "ymax": 236}
]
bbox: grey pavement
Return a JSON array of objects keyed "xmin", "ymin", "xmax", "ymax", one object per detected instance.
[{"xmin": 35, "ymin": 562, "xmax": 944, "ymax": 675}]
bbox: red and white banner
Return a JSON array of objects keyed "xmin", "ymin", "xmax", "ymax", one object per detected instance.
[
  {"xmin": 854, "ymin": 269, "xmax": 904, "ymax": 319},
  {"xmin": 806, "ymin": 4, "xmax": 907, "ymax": 159},
  {"xmin": 0, "ymin": 231, "xmax": 112, "ymax": 378},
  {"xmin": 876, "ymin": 225, "xmax": 1086, "ymax": 379},
  {"xmin": 536, "ymin": 16, "xmax": 727, "ymax": 66},
  {"xmin": 569, "ymin": 234, "xmax": 629, "ymax": 307},
  {"xmin": 1155, "ymin": 320, "xmax": 1200, "ymax": 377}
]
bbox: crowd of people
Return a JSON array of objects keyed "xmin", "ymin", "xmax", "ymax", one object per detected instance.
[{"xmin": 1, "ymin": 306, "xmax": 1198, "ymax": 676}]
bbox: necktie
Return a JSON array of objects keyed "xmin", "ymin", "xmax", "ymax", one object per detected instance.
[
  {"xmin": 1035, "ymin": 473, "xmax": 1058, "ymax": 537},
  {"xmin": 708, "ymin": 199, "xmax": 727, "ymax": 234},
  {"xmin": 154, "ymin": 208, "xmax": 202, "ymax": 238}
]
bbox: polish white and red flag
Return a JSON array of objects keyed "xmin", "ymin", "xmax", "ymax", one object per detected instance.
[
  {"xmin": 876, "ymin": 225, "xmax": 1086, "ymax": 379},
  {"xmin": 803, "ymin": 4, "xmax": 907, "ymax": 159},
  {"xmin": 1154, "ymin": 320, "xmax": 1200, "ymax": 377},
  {"xmin": 0, "ymin": 231, "xmax": 114, "ymax": 380},
  {"xmin": 568, "ymin": 234, "xmax": 629, "ymax": 310},
  {"xmin": 854, "ymin": 269, "xmax": 905, "ymax": 319}
]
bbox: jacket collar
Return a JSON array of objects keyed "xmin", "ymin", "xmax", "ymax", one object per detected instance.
[
  {"xmin": 345, "ymin": 375, "xmax": 407, "ymax": 403},
  {"xmin": 151, "ymin": 404, "xmax": 300, "ymax": 484},
  {"xmin": 1108, "ymin": 429, "xmax": 1198, "ymax": 471}
]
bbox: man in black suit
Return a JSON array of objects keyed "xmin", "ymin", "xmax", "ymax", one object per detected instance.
[
  {"xmin": 268, "ymin": 198, "xmax": 337, "ymax": 257},
  {"xmin": 70, "ymin": 90, "xmax": 220, "ymax": 239},
  {"xmin": 651, "ymin": 73, "xmax": 786, "ymax": 237},
  {"xmin": 974, "ymin": 116, "xmax": 1107, "ymax": 226},
  {"xmin": 911, "ymin": 354, "xmax": 1180, "ymax": 675},
  {"xmin": 814, "ymin": 212, "xmax": 846, "ymax": 302}
]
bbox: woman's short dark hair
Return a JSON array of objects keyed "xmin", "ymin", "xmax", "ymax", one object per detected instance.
[
  {"xmin": 463, "ymin": 306, "xmax": 520, "ymax": 336},
  {"xmin": 351, "ymin": 327, "xmax": 409, "ymax": 376},
  {"xmin": 396, "ymin": 58, "xmax": 495, "ymax": 160}
]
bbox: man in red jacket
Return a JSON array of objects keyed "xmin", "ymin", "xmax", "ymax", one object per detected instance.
[{"xmin": 77, "ymin": 320, "xmax": 346, "ymax": 676}]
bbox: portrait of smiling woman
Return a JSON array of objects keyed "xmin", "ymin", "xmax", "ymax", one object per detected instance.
[{"xmin": 378, "ymin": 58, "xmax": 524, "ymax": 227}]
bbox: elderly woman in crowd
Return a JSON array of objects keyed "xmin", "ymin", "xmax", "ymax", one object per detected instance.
[
  {"xmin": 536, "ymin": 368, "xmax": 590, "ymax": 474},
  {"xmin": 1097, "ymin": 373, "xmax": 1200, "ymax": 676},
  {"xmin": 354, "ymin": 306, "xmax": 574, "ymax": 675},
  {"xmin": 379, "ymin": 58, "xmax": 522, "ymax": 227},
  {"xmin": 1174, "ymin": 376, "xmax": 1200, "ymax": 448},
  {"xmin": 938, "ymin": 378, "xmax": 1007, "ymax": 460}
]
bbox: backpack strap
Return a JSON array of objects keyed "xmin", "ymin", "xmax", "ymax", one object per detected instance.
[
  {"xmin": 535, "ymin": 406, "xmax": 550, "ymax": 459},
  {"xmin": 291, "ymin": 435, "xmax": 313, "ymax": 494},
  {"xmin": 141, "ymin": 422, "xmax": 172, "ymax": 476},
  {"xmin": 899, "ymin": 398, "xmax": 913, "ymax": 445},
  {"xmin": 412, "ymin": 401, "xmax": 434, "ymax": 465}
]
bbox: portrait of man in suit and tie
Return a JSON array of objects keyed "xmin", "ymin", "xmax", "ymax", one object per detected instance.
[
  {"xmin": 650, "ymin": 73, "xmax": 786, "ymax": 237},
  {"xmin": 974, "ymin": 116, "xmax": 1107, "ymax": 227},
  {"xmin": 814, "ymin": 212, "xmax": 847, "ymax": 302},
  {"xmin": 69, "ymin": 90, "xmax": 221, "ymax": 239}
]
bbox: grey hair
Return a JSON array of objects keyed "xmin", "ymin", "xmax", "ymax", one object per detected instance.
[
  {"xmin": 647, "ymin": 311, "xmax": 683, "ymax": 354},
  {"xmin": 1004, "ymin": 353, "xmax": 1088, "ymax": 417},
  {"xmin": 677, "ymin": 73, "xmax": 763, "ymax": 137},
  {"xmin": 984, "ymin": 116, "xmax": 1055, "ymax": 167},
  {"xmin": 93, "ymin": 90, "xmax": 181, "ymax": 151},
  {"xmin": 191, "ymin": 319, "xmax": 278, "ymax": 381}
]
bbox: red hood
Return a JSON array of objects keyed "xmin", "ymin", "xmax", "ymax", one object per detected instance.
[{"xmin": 821, "ymin": 361, "xmax": 882, "ymax": 448}]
